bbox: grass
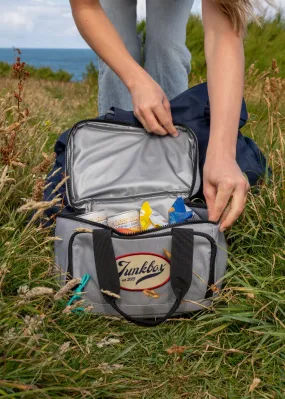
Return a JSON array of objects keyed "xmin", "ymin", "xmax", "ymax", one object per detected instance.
[
  {"xmin": 138, "ymin": 14, "xmax": 285, "ymax": 79},
  {"xmin": 188, "ymin": 13, "xmax": 285, "ymax": 78},
  {"xmin": 0, "ymin": 27, "xmax": 285, "ymax": 399}
]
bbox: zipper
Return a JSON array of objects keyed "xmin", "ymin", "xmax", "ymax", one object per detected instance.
[
  {"xmin": 67, "ymin": 231, "xmax": 82, "ymax": 277},
  {"xmin": 72, "ymin": 192, "xmax": 190, "ymax": 210},
  {"xmin": 64, "ymin": 120, "xmax": 199, "ymax": 210},
  {"xmin": 67, "ymin": 229, "xmax": 216, "ymax": 299},
  {"xmin": 58, "ymin": 213, "xmax": 218, "ymax": 237}
]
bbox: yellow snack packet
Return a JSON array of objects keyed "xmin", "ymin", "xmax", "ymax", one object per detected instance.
[
  {"xmin": 140, "ymin": 201, "xmax": 168, "ymax": 230},
  {"xmin": 140, "ymin": 201, "xmax": 153, "ymax": 230}
]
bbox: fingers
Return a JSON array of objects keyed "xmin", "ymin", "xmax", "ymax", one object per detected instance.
[
  {"xmin": 206, "ymin": 180, "xmax": 234, "ymax": 223},
  {"xmin": 204, "ymin": 184, "xmax": 217, "ymax": 221},
  {"xmin": 220, "ymin": 179, "xmax": 249, "ymax": 231},
  {"xmin": 160, "ymin": 97, "xmax": 178, "ymax": 137},
  {"xmin": 136, "ymin": 110, "xmax": 168, "ymax": 136},
  {"xmin": 134, "ymin": 97, "xmax": 178, "ymax": 137},
  {"xmin": 219, "ymin": 204, "xmax": 231, "ymax": 226}
]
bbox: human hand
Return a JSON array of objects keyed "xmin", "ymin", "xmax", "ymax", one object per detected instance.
[
  {"xmin": 203, "ymin": 152, "xmax": 250, "ymax": 232},
  {"xmin": 129, "ymin": 74, "xmax": 178, "ymax": 137}
]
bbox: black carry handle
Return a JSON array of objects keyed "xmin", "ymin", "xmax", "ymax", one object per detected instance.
[{"xmin": 93, "ymin": 228, "xmax": 194, "ymax": 327}]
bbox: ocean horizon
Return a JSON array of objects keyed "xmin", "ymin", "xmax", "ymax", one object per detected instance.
[{"xmin": 0, "ymin": 48, "xmax": 99, "ymax": 81}]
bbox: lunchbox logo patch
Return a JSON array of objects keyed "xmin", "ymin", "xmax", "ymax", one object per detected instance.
[{"xmin": 116, "ymin": 253, "xmax": 170, "ymax": 291}]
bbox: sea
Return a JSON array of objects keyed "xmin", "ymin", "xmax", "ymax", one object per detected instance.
[{"xmin": 0, "ymin": 48, "xmax": 98, "ymax": 81}]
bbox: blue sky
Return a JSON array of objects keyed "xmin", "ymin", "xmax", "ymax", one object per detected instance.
[{"xmin": 0, "ymin": 0, "xmax": 282, "ymax": 49}]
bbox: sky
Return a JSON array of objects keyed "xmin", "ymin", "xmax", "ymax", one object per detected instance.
[{"xmin": 0, "ymin": 0, "xmax": 282, "ymax": 49}]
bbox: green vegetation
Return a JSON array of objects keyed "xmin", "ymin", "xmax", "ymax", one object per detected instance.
[
  {"xmin": 0, "ymin": 15, "xmax": 284, "ymax": 399},
  {"xmin": 137, "ymin": 14, "xmax": 285, "ymax": 78},
  {"xmin": 82, "ymin": 61, "xmax": 99, "ymax": 87},
  {"xmin": 137, "ymin": 19, "xmax": 147, "ymax": 47},
  {"xmin": 189, "ymin": 13, "xmax": 285, "ymax": 78},
  {"xmin": 0, "ymin": 61, "xmax": 73, "ymax": 82}
]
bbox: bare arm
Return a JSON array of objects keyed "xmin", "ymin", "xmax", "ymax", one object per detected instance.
[
  {"xmin": 69, "ymin": 0, "xmax": 177, "ymax": 136},
  {"xmin": 202, "ymin": 0, "xmax": 250, "ymax": 231}
]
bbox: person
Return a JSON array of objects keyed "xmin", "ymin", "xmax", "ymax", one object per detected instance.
[{"xmin": 69, "ymin": 0, "xmax": 254, "ymax": 232}]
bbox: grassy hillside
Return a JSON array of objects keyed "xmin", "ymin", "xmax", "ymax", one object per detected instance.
[
  {"xmin": 0, "ymin": 20, "xmax": 285, "ymax": 399},
  {"xmin": 138, "ymin": 14, "xmax": 285, "ymax": 79},
  {"xmin": 188, "ymin": 14, "xmax": 285, "ymax": 78}
]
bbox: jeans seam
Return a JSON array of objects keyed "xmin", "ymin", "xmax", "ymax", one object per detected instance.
[{"xmin": 98, "ymin": 58, "xmax": 104, "ymax": 116}]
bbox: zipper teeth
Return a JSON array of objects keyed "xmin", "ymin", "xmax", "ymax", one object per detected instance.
[
  {"xmin": 67, "ymin": 231, "xmax": 81, "ymax": 277},
  {"xmin": 180, "ymin": 122, "xmax": 199, "ymax": 198},
  {"xmin": 65, "ymin": 121, "xmax": 199, "ymax": 210},
  {"xmin": 86, "ymin": 121, "xmax": 144, "ymax": 132},
  {"xmin": 113, "ymin": 231, "xmax": 172, "ymax": 240},
  {"xmin": 58, "ymin": 213, "xmax": 218, "ymax": 237},
  {"xmin": 72, "ymin": 191, "xmax": 190, "ymax": 207}
]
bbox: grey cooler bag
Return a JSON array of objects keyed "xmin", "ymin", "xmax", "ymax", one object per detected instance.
[{"xmin": 55, "ymin": 121, "xmax": 228, "ymax": 327}]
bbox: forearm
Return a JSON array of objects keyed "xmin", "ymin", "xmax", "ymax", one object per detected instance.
[
  {"xmin": 70, "ymin": 0, "xmax": 177, "ymax": 136},
  {"xmin": 69, "ymin": 0, "xmax": 146, "ymax": 89},
  {"xmin": 205, "ymin": 32, "xmax": 244, "ymax": 159}
]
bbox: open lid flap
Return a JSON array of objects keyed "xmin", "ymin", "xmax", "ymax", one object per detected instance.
[{"xmin": 66, "ymin": 121, "xmax": 200, "ymax": 210}]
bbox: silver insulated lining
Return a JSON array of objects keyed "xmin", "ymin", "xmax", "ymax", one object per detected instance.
[{"xmin": 66, "ymin": 122, "xmax": 200, "ymax": 216}]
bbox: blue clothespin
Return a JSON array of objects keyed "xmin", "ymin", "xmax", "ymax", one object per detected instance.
[{"xmin": 67, "ymin": 273, "xmax": 91, "ymax": 312}]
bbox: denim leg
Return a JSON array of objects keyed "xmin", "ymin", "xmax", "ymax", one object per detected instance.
[
  {"xmin": 145, "ymin": 0, "xmax": 194, "ymax": 101},
  {"xmin": 98, "ymin": 0, "xmax": 142, "ymax": 114}
]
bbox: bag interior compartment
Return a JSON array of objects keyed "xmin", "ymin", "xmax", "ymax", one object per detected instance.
[
  {"xmin": 71, "ymin": 204, "xmax": 211, "ymax": 231},
  {"xmin": 66, "ymin": 122, "xmax": 200, "ymax": 219}
]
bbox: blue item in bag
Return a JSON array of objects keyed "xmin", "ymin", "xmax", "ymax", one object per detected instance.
[{"xmin": 169, "ymin": 197, "xmax": 194, "ymax": 224}]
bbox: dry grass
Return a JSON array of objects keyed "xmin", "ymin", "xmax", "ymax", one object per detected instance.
[
  {"xmin": 0, "ymin": 60, "xmax": 284, "ymax": 398},
  {"xmin": 0, "ymin": 76, "xmax": 98, "ymax": 134}
]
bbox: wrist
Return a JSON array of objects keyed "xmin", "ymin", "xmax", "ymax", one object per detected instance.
[
  {"xmin": 206, "ymin": 143, "xmax": 236, "ymax": 161},
  {"xmin": 207, "ymin": 134, "xmax": 237, "ymax": 160},
  {"xmin": 125, "ymin": 68, "xmax": 151, "ymax": 92}
]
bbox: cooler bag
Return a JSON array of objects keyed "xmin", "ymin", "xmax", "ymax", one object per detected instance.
[{"xmin": 54, "ymin": 120, "xmax": 228, "ymax": 327}]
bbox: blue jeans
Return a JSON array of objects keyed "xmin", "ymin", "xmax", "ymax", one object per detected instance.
[{"xmin": 98, "ymin": 0, "xmax": 194, "ymax": 115}]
